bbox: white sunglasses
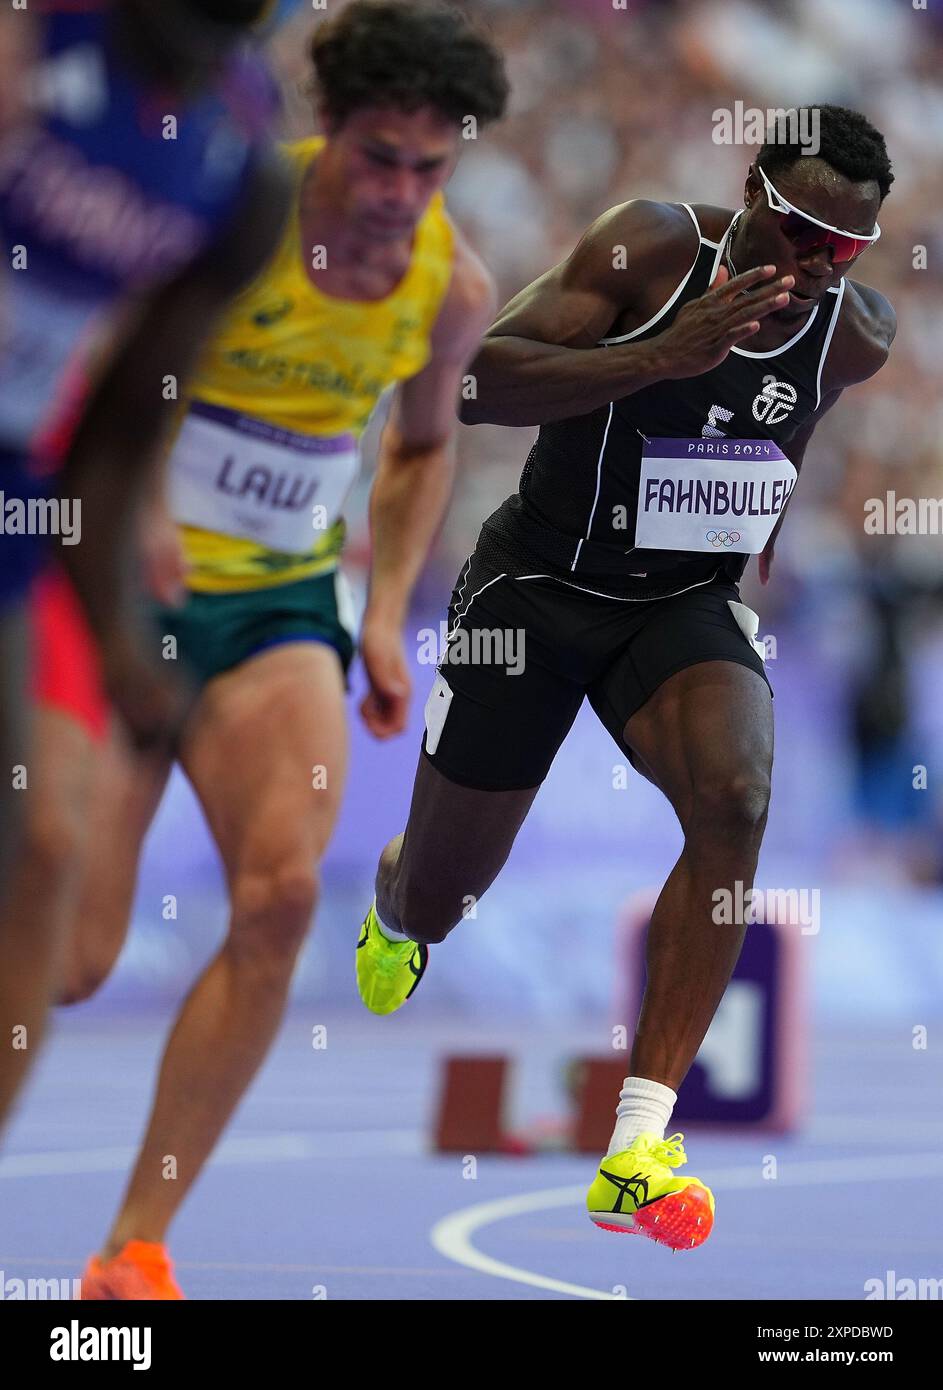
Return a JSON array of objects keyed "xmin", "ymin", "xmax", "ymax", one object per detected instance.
[{"xmin": 757, "ymin": 164, "xmax": 881, "ymax": 265}]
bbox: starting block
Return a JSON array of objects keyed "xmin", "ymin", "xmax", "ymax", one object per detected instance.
[
  {"xmin": 432, "ymin": 887, "xmax": 806, "ymax": 1154},
  {"xmin": 434, "ymin": 1056, "xmax": 510, "ymax": 1153},
  {"xmin": 433, "ymin": 1053, "xmax": 634, "ymax": 1155}
]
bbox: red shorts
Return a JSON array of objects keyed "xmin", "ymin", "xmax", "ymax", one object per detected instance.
[
  {"xmin": 29, "ymin": 360, "xmax": 109, "ymax": 740},
  {"xmin": 31, "ymin": 566, "xmax": 110, "ymax": 742}
]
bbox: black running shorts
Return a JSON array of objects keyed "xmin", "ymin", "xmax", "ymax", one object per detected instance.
[{"xmin": 421, "ymin": 546, "xmax": 772, "ymax": 792}]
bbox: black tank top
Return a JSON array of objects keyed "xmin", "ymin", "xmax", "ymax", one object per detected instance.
[{"xmin": 482, "ymin": 204, "xmax": 846, "ymax": 599}]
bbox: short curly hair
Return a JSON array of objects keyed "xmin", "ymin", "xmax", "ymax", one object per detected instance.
[
  {"xmin": 310, "ymin": 0, "xmax": 509, "ymax": 128},
  {"xmin": 759, "ymin": 104, "xmax": 894, "ymax": 203}
]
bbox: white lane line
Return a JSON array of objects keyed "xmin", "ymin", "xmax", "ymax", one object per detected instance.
[
  {"xmin": 431, "ymin": 1150, "xmax": 943, "ymax": 1300},
  {"xmin": 431, "ymin": 1187, "xmax": 629, "ymax": 1302},
  {"xmin": 0, "ymin": 1129, "xmax": 422, "ymax": 1178}
]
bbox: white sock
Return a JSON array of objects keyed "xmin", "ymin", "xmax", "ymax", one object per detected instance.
[
  {"xmin": 373, "ymin": 900, "xmax": 410, "ymax": 943},
  {"xmin": 607, "ymin": 1076, "xmax": 677, "ymax": 1157}
]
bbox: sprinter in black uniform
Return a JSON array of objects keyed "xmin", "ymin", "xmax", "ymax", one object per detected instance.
[{"xmin": 356, "ymin": 105, "xmax": 897, "ymax": 1248}]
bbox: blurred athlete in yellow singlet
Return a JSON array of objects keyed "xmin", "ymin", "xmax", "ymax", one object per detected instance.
[{"xmin": 63, "ymin": 1, "xmax": 507, "ymax": 1300}]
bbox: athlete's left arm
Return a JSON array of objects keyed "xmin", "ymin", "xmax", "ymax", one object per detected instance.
[
  {"xmin": 58, "ymin": 150, "xmax": 292, "ymax": 747},
  {"xmin": 759, "ymin": 282, "xmax": 897, "ymax": 585},
  {"xmin": 359, "ymin": 232, "xmax": 497, "ymax": 739}
]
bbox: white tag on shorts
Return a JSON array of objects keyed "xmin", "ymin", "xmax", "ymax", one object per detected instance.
[
  {"xmin": 636, "ymin": 437, "xmax": 797, "ymax": 554},
  {"xmin": 169, "ymin": 400, "xmax": 360, "ymax": 552},
  {"xmin": 423, "ymin": 671, "xmax": 454, "ymax": 755},
  {"xmin": 727, "ymin": 600, "xmax": 766, "ymax": 661},
  {"xmin": 332, "ymin": 569, "xmax": 359, "ymax": 644}
]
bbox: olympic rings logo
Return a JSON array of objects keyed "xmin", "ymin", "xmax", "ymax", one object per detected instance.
[{"xmin": 705, "ymin": 530, "xmax": 741, "ymax": 547}]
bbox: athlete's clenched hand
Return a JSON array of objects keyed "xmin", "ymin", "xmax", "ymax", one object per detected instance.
[
  {"xmin": 359, "ymin": 619, "xmax": 411, "ymax": 739},
  {"xmin": 650, "ymin": 265, "xmax": 795, "ymax": 380}
]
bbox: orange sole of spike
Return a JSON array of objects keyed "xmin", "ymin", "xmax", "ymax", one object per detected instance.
[
  {"xmin": 592, "ymin": 1184, "xmax": 714, "ymax": 1250},
  {"xmin": 634, "ymin": 1184, "xmax": 714, "ymax": 1249}
]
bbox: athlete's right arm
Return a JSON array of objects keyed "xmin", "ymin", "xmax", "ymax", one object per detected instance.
[{"xmin": 461, "ymin": 201, "xmax": 793, "ymax": 427}]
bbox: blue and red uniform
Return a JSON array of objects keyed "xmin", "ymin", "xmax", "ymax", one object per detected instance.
[
  {"xmin": 0, "ymin": 0, "xmax": 276, "ymax": 602},
  {"xmin": 0, "ymin": 1, "xmax": 277, "ymax": 732}
]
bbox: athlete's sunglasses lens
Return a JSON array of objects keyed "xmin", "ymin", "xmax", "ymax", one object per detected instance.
[{"xmin": 777, "ymin": 210, "xmax": 866, "ymax": 265}]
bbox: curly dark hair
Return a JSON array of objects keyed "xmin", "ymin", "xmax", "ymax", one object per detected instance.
[
  {"xmin": 758, "ymin": 104, "xmax": 894, "ymax": 203},
  {"xmin": 310, "ymin": 0, "xmax": 509, "ymax": 128}
]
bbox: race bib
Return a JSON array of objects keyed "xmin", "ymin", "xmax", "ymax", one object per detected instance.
[
  {"xmin": 169, "ymin": 400, "xmax": 360, "ymax": 552},
  {"xmin": 636, "ymin": 437, "xmax": 797, "ymax": 554}
]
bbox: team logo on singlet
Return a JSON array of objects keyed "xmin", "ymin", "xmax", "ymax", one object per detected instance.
[
  {"xmin": 752, "ymin": 376, "xmax": 797, "ymax": 427},
  {"xmin": 703, "ymin": 404, "xmax": 734, "ymax": 438}
]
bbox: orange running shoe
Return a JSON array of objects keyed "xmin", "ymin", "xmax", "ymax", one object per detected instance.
[{"xmin": 81, "ymin": 1241, "xmax": 184, "ymax": 1300}]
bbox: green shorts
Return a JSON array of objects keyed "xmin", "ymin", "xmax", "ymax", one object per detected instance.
[{"xmin": 153, "ymin": 571, "xmax": 357, "ymax": 688}]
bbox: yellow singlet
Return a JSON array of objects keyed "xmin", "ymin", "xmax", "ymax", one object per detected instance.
[{"xmin": 171, "ymin": 136, "xmax": 455, "ymax": 593}]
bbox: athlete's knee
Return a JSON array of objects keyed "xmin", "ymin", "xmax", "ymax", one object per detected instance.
[
  {"xmin": 687, "ymin": 770, "xmax": 771, "ymax": 839},
  {"xmin": 57, "ymin": 975, "xmax": 95, "ymax": 1007},
  {"xmin": 402, "ymin": 916, "xmax": 454, "ymax": 946},
  {"xmin": 57, "ymin": 956, "xmax": 113, "ymax": 1007},
  {"xmin": 17, "ymin": 803, "xmax": 87, "ymax": 898},
  {"xmin": 386, "ymin": 869, "xmax": 462, "ymax": 945},
  {"xmin": 230, "ymin": 860, "xmax": 320, "ymax": 964}
]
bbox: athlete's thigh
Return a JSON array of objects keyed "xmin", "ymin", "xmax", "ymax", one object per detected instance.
[
  {"xmin": 425, "ymin": 551, "xmax": 587, "ymax": 793},
  {"xmin": 62, "ymin": 722, "xmax": 173, "ymax": 993},
  {"xmin": 0, "ymin": 602, "xmax": 30, "ymax": 884},
  {"xmin": 5, "ymin": 706, "xmax": 94, "ymax": 950},
  {"xmin": 401, "ymin": 554, "xmax": 586, "ymax": 907},
  {"xmin": 588, "ymin": 584, "xmax": 773, "ymax": 821},
  {"xmin": 631, "ymin": 657, "xmax": 771, "ymax": 805},
  {"xmin": 179, "ymin": 642, "xmax": 348, "ymax": 880},
  {"xmin": 22, "ymin": 706, "xmax": 95, "ymax": 855}
]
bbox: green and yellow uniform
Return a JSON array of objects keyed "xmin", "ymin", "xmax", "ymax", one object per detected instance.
[{"xmin": 159, "ymin": 137, "xmax": 454, "ymax": 683}]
